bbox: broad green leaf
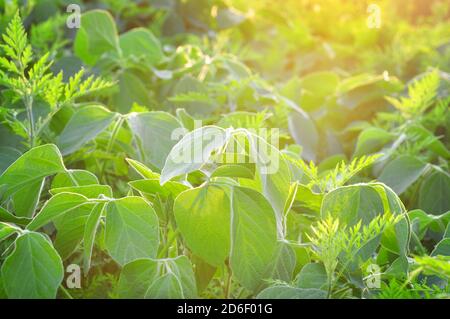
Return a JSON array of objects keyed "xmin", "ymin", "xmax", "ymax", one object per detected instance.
[
  {"xmin": 53, "ymin": 204, "xmax": 94, "ymax": 259},
  {"xmin": 129, "ymin": 179, "xmax": 188, "ymax": 200},
  {"xmin": 114, "ymin": 71, "xmax": 151, "ymax": 113},
  {"xmin": 265, "ymin": 241, "xmax": 296, "ymax": 283},
  {"xmin": 0, "ymin": 222, "xmax": 20, "ymax": 242},
  {"xmin": 210, "ymin": 163, "xmax": 255, "ymax": 179},
  {"xmin": 126, "ymin": 158, "xmax": 160, "ymax": 179},
  {"xmin": 74, "ymin": 10, "xmax": 119, "ymax": 65},
  {"xmin": 12, "ymin": 178, "xmax": 44, "ymax": 217},
  {"xmin": 105, "ymin": 197, "xmax": 159, "ymax": 265},
  {"xmin": 145, "ymin": 273, "xmax": 183, "ymax": 299},
  {"xmin": 57, "ymin": 105, "xmax": 118, "ymax": 155},
  {"xmin": 418, "ymin": 170, "xmax": 450, "ymax": 215},
  {"xmin": 294, "ymin": 184, "xmax": 323, "ymax": 212},
  {"xmin": 117, "ymin": 258, "xmax": 159, "ymax": 298},
  {"xmin": 288, "ymin": 110, "xmax": 319, "ymax": 161},
  {"xmin": 27, "ymin": 193, "xmax": 90, "ymax": 231},
  {"xmin": 353, "ymin": 127, "xmax": 395, "ymax": 157},
  {"xmin": 83, "ymin": 203, "xmax": 106, "ymax": 271},
  {"xmin": 0, "ymin": 144, "xmax": 65, "ymax": 199},
  {"xmin": 230, "ymin": 186, "xmax": 278, "ymax": 291},
  {"xmin": 1, "ymin": 232, "xmax": 64, "ymax": 298},
  {"xmin": 51, "ymin": 169, "xmax": 99, "ymax": 188},
  {"xmin": 431, "ymin": 238, "xmax": 450, "ymax": 256},
  {"xmin": 161, "ymin": 126, "xmax": 231, "ymax": 184},
  {"xmin": 174, "ymin": 184, "xmax": 231, "ymax": 266},
  {"xmin": 128, "ymin": 112, "xmax": 183, "ymax": 171},
  {"xmin": 295, "ymin": 263, "xmax": 328, "ymax": 290},
  {"xmin": 0, "ymin": 207, "xmax": 30, "ymax": 226},
  {"xmin": 256, "ymin": 285, "xmax": 327, "ymax": 299},
  {"xmin": 118, "ymin": 256, "xmax": 197, "ymax": 299},
  {"xmin": 50, "ymin": 185, "xmax": 112, "ymax": 198},
  {"xmin": 378, "ymin": 155, "xmax": 428, "ymax": 195},
  {"xmin": 321, "ymin": 183, "xmax": 404, "ymax": 226},
  {"xmin": 119, "ymin": 28, "xmax": 163, "ymax": 66}
]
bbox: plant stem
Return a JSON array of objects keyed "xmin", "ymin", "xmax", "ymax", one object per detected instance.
[
  {"xmin": 100, "ymin": 116, "xmax": 124, "ymax": 181},
  {"xmin": 24, "ymin": 94, "xmax": 35, "ymax": 148},
  {"xmin": 224, "ymin": 263, "xmax": 232, "ymax": 299},
  {"xmin": 158, "ymin": 229, "xmax": 180, "ymax": 258}
]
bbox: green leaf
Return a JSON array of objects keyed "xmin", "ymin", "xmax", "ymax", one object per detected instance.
[
  {"xmin": 1, "ymin": 232, "xmax": 64, "ymax": 298},
  {"xmin": 321, "ymin": 183, "xmax": 404, "ymax": 227},
  {"xmin": 74, "ymin": 10, "xmax": 119, "ymax": 65},
  {"xmin": 256, "ymin": 285, "xmax": 327, "ymax": 299},
  {"xmin": 12, "ymin": 178, "xmax": 44, "ymax": 217},
  {"xmin": 0, "ymin": 222, "xmax": 20, "ymax": 242},
  {"xmin": 51, "ymin": 169, "xmax": 99, "ymax": 188},
  {"xmin": 431, "ymin": 238, "xmax": 450, "ymax": 257},
  {"xmin": 119, "ymin": 28, "xmax": 163, "ymax": 66},
  {"xmin": 418, "ymin": 170, "xmax": 450, "ymax": 215},
  {"xmin": 0, "ymin": 207, "xmax": 31, "ymax": 226},
  {"xmin": 26, "ymin": 192, "xmax": 90, "ymax": 231},
  {"xmin": 295, "ymin": 263, "xmax": 328, "ymax": 290},
  {"xmin": 353, "ymin": 127, "xmax": 395, "ymax": 157},
  {"xmin": 57, "ymin": 105, "xmax": 118, "ymax": 155},
  {"xmin": 83, "ymin": 203, "xmax": 106, "ymax": 271},
  {"xmin": 174, "ymin": 184, "xmax": 231, "ymax": 266},
  {"xmin": 378, "ymin": 155, "xmax": 428, "ymax": 195},
  {"xmin": 105, "ymin": 197, "xmax": 159, "ymax": 265},
  {"xmin": 118, "ymin": 256, "xmax": 197, "ymax": 299},
  {"xmin": 161, "ymin": 126, "xmax": 231, "ymax": 184},
  {"xmin": 129, "ymin": 179, "xmax": 188, "ymax": 200},
  {"xmin": 0, "ymin": 144, "xmax": 65, "ymax": 199},
  {"xmin": 230, "ymin": 186, "xmax": 278, "ymax": 291},
  {"xmin": 128, "ymin": 112, "xmax": 183, "ymax": 171},
  {"xmin": 50, "ymin": 185, "xmax": 112, "ymax": 198}
]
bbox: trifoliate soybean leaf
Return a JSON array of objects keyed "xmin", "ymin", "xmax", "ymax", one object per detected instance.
[
  {"xmin": 114, "ymin": 71, "xmax": 152, "ymax": 113},
  {"xmin": 295, "ymin": 263, "xmax": 328, "ymax": 290},
  {"xmin": 83, "ymin": 203, "xmax": 106, "ymax": 271},
  {"xmin": 321, "ymin": 183, "xmax": 404, "ymax": 227},
  {"xmin": 210, "ymin": 163, "xmax": 255, "ymax": 179},
  {"xmin": 288, "ymin": 110, "xmax": 319, "ymax": 162},
  {"xmin": 50, "ymin": 185, "xmax": 112, "ymax": 198},
  {"xmin": 265, "ymin": 241, "xmax": 296, "ymax": 283},
  {"xmin": 230, "ymin": 186, "xmax": 278, "ymax": 291},
  {"xmin": 161, "ymin": 126, "xmax": 231, "ymax": 184},
  {"xmin": 105, "ymin": 197, "xmax": 159, "ymax": 265},
  {"xmin": 256, "ymin": 285, "xmax": 327, "ymax": 299},
  {"xmin": 117, "ymin": 258, "xmax": 159, "ymax": 298},
  {"xmin": 431, "ymin": 238, "xmax": 450, "ymax": 256},
  {"xmin": 0, "ymin": 144, "xmax": 65, "ymax": 198},
  {"xmin": 418, "ymin": 170, "xmax": 450, "ymax": 215},
  {"xmin": 129, "ymin": 179, "xmax": 188, "ymax": 199},
  {"xmin": 126, "ymin": 158, "xmax": 160, "ymax": 179},
  {"xmin": 118, "ymin": 256, "xmax": 196, "ymax": 299},
  {"xmin": 0, "ymin": 222, "xmax": 20, "ymax": 242},
  {"xmin": 1, "ymin": 232, "xmax": 64, "ymax": 299},
  {"xmin": 74, "ymin": 10, "xmax": 120, "ymax": 65},
  {"xmin": 12, "ymin": 177, "xmax": 44, "ymax": 217},
  {"xmin": 51, "ymin": 169, "xmax": 99, "ymax": 188},
  {"xmin": 128, "ymin": 112, "xmax": 184, "ymax": 171},
  {"xmin": 0, "ymin": 207, "xmax": 30, "ymax": 226},
  {"xmin": 119, "ymin": 28, "xmax": 163, "ymax": 66},
  {"xmin": 378, "ymin": 155, "xmax": 428, "ymax": 195},
  {"xmin": 353, "ymin": 127, "xmax": 395, "ymax": 157},
  {"xmin": 57, "ymin": 105, "xmax": 118, "ymax": 155},
  {"xmin": 27, "ymin": 193, "xmax": 90, "ymax": 231},
  {"xmin": 53, "ymin": 203, "xmax": 94, "ymax": 259},
  {"xmin": 174, "ymin": 184, "xmax": 231, "ymax": 266}
]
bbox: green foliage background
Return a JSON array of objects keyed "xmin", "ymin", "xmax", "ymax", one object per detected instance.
[{"xmin": 0, "ymin": 0, "xmax": 449, "ymax": 299}]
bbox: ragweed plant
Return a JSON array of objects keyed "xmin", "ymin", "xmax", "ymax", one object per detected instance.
[
  {"xmin": 307, "ymin": 213, "xmax": 401, "ymax": 297},
  {"xmin": 0, "ymin": 12, "xmax": 113, "ymax": 148}
]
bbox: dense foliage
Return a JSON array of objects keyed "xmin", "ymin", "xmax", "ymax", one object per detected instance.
[{"xmin": 0, "ymin": 0, "xmax": 449, "ymax": 299}]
